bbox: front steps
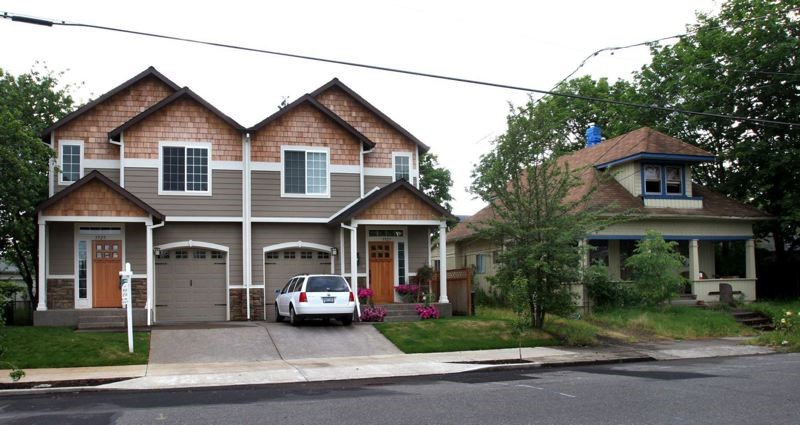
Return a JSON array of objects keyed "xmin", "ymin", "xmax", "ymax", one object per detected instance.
[
  {"xmin": 731, "ymin": 309, "xmax": 774, "ymax": 331},
  {"xmin": 371, "ymin": 303, "xmax": 453, "ymax": 322},
  {"xmin": 77, "ymin": 309, "xmax": 127, "ymax": 330}
]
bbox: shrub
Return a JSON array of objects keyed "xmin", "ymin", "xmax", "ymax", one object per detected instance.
[
  {"xmin": 415, "ymin": 304, "xmax": 440, "ymax": 320},
  {"xmin": 357, "ymin": 287, "xmax": 374, "ymax": 305},
  {"xmin": 474, "ymin": 286, "xmax": 508, "ymax": 307},
  {"xmin": 625, "ymin": 230, "xmax": 686, "ymax": 306},
  {"xmin": 584, "ymin": 262, "xmax": 638, "ymax": 310},
  {"xmin": 360, "ymin": 306, "xmax": 387, "ymax": 322},
  {"xmin": 395, "ymin": 284, "xmax": 421, "ymax": 302}
]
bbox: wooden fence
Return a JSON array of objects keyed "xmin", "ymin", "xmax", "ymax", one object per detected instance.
[{"xmin": 431, "ymin": 268, "xmax": 473, "ymax": 316}]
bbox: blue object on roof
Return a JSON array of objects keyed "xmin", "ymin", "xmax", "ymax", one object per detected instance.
[{"xmin": 586, "ymin": 124, "xmax": 602, "ymax": 147}]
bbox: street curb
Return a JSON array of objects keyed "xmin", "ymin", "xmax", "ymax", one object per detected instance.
[{"xmin": 454, "ymin": 355, "xmax": 656, "ymax": 373}]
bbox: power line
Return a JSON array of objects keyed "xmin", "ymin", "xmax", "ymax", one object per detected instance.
[{"xmin": 1, "ymin": 11, "xmax": 798, "ymax": 128}]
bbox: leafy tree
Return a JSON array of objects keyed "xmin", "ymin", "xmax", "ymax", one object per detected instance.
[
  {"xmin": 625, "ymin": 230, "xmax": 686, "ymax": 306},
  {"xmin": 470, "ymin": 105, "xmax": 623, "ymax": 329},
  {"xmin": 634, "ymin": 0, "xmax": 800, "ymax": 263},
  {"xmin": 0, "ymin": 65, "xmax": 76, "ymax": 304},
  {"xmin": 419, "ymin": 152, "xmax": 453, "ymax": 212}
]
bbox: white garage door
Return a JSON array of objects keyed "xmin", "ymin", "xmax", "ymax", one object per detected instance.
[
  {"xmin": 265, "ymin": 249, "xmax": 331, "ymax": 303},
  {"xmin": 156, "ymin": 248, "xmax": 227, "ymax": 323}
]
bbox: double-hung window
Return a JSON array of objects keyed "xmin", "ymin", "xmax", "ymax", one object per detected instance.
[
  {"xmin": 665, "ymin": 166, "xmax": 683, "ymax": 194},
  {"xmin": 643, "ymin": 165, "xmax": 662, "ymax": 194},
  {"xmin": 161, "ymin": 144, "xmax": 210, "ymax": 194},
  {"xmin": 59, "ymin": 141, "xmax": 83, "ymax": 184},
  {"xmin": 282, "ymin": 148, "xmax": 329, "ymax": 197},
  {"xmin": 393, "ymin": 153, "xmax": 411, "ymax": 182},
  {"xmin": 643, "ymin": 164, "xmax": 684, "ymax": 196}
]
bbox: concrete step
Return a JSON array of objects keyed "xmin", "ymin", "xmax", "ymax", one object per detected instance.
[
  {"xmin": 79, "ymin": 315, "xmax": 127, "ymax": 323},
  {"xmin": 78, "ymin": 321, "xmax": 126, "ymax": 330}
]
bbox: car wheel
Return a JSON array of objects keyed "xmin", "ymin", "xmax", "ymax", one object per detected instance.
[
  {"xmin": 341, "ymin": 314, "xmax": 353, "ymax": 326},
  {"xmin": 275, "ymin": 304, "xmax": 283, "ymax": 322},
  {"xmin": 289, "ymin": 306, "xmax": 301, "ymax": 326}
]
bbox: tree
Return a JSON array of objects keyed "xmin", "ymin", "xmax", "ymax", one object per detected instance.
[
  {"xmin": 470, "ymin": 104, "xmax": 621, "ymax": 329},
  {"xmin": 419, "ymin": 152, "xmax": 454, "ymax": 212},
  {"xmin": 625, "ymin": 230, "xmax": 686, "ymax": 306},
  {"xmin": 0, "ymin": 65, "xmax": 76, "ymax": 304},
  {"xmin": 634, "ymin": 0, "xmax": 800, "ymax": 264}
]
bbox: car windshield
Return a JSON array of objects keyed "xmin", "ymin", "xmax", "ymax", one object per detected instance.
[{"xmin": 305, "ymin": 276, "xmax": 349, "ymax": 292}]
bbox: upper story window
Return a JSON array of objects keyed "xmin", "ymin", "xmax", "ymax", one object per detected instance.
[
  {"xmin": 59, "ymin": 141, "xmax": 83, "ymax": 184},
  {"xmin": 643, "ymin": 164, "xmax": 684, "ymax": 196},
  {"xmin": 393, "ymin": 153, "xmax": 411, "ymax": 182},
  {"xmin": 160, "ymin": 143, "xmax": 210, "ymax": 195},
  {"xmin": 282, "ymin": 147, "xmax": 329, "ymax": 197}
]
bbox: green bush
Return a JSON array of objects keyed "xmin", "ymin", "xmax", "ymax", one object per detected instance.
[
  {"xmin": 474, "ymin": 286, "xmax": 508, "ymax": 307},
  {"xmin": 625, "ymin": 231, "xmax": 686, "ymax": 306},
  {"xmin": 584, "ymin": 262, "xmax": 638, "ymax": 310}
]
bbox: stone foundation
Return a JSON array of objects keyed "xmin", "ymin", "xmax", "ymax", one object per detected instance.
[
  {"xmin": 46, "ymin": 279, "xmax": 74, "ymax": 309},
  {"xmin": 132, "ymin": 278, "xmax": 146, "ymax": 308},
  {"xmin": 229, "ymin": 288, "xmax": 265, "ymax": 321}
]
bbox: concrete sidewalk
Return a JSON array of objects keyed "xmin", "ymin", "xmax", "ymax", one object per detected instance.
[{"xmin": 0, "ymin": 338, "xmax": 775, "ymax": 393}]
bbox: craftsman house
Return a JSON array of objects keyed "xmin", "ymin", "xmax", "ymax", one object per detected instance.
[
  {"xmin": 34, "ymin": 67, "xmax": 454, "ymax": 327},
  {"xmin": 444, "ymin": 127, "xmax": 769, "ymax": 305}
]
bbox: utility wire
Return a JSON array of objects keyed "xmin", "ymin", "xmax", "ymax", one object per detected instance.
[{"xmin": 1, "ymin": 11, "xmax": 798, "ymax": 128}]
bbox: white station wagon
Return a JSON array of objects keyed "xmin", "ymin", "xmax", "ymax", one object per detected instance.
[{"xmin": 275, "ymin": 274, "xmax": 356, "ymax": 326}]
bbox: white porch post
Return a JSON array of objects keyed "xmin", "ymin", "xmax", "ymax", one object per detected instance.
[
  {"xmin": 745, "ymin": 239, "xmax": 756, "ymax": 280},
  {"xmin": 339, "ymin": 228, "xmax": 345, "ymax": 275},
  {"xmin": 36, "ymin": 221, "xmax": 47, "ymax": 311},
  {"xmin": 579, "ymin": 239, "xmax": 590, "ymax": 268},
  {"xmin": 438, "ymin": 221, "xmax": 449, "ymax": 303},
  {"xmin": 689, "ymin": 239, "xmax": 700, "ymax": 281},
  {"xmin": 145, "ymin": 220, "xmax": 154, "ymax": 326},
  {"xmin": 350, "ymin": 222, "xmax": 360, "ymax": 317}
]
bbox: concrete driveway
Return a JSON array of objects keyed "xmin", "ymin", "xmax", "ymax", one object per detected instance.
[{"xmin": 149, "ymin": 321, "xmax": 401, "ymax": 364}]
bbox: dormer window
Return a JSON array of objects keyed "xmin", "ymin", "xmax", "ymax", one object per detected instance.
[
  {"xmin": 642, "ymin": 164, "xmax": 685, "ymax": 196},
  {"xmin": 644, "ymin": 165, "xmax": 662, "ymax": 194}
]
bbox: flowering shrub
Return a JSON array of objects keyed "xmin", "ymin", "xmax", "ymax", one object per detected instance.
[
  {"xmin": 358, "ymin": 287, "xmax": 374, "ymax": 304},
  {"xmin": 395, "ymin": 285, "xmax": 421, "ymax": 296},
  {"xmin": 415, "ymin": 304, "xmax": 440, "ymax": 320},
  {"xmin": 776, "ymin": 311, "xmax": 799, "ymax": 344},
  {"xmin": 360, "ymin": 306, "xmax": 387, "ymax": 322}
]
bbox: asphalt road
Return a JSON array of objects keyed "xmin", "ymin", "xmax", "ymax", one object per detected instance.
[{"xmin": 1, "ymin": 353, "xmax": 799, "ymax": 425}]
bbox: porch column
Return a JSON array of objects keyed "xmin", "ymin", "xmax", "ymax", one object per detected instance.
[
  {"xmin": 745, "ymin": 239, "xmax": 756, "ymax": 280},
  {"xmin": 438, "ymin": 221, "xmax": 449, "ymax": 303},
  {"xmin": 349, "ymin": 222, "xmax": 360, "ymax": 317},
  {"xmin": 608, "ymin": 240, "xmax": 621, "ymax": 280},
  {"xmin": 36, "ymin": 221, "xmax": 47, "ymax": 311},
  {"xmin": 145, "ymin": 222, "xmax": 154, "ymax": 326},
  {"xmin": 579, "ymin": 239, "xmax": 590, "ymax": 268},
  {"xmin": 689, "ymin": 239, "xmax": 700, "ymax": 281}
]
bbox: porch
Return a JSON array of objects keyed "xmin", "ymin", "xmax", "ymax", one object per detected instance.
[{"xmin": 587, "ymin": 237, "xmax": 758, "ymax": 303}]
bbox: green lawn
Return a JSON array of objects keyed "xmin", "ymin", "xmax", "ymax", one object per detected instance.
[
  {"xmin": 587, "ymin": 306, "xmax": 755, "ymax": 341},
  {"xmin": 748, "ymin": 300, "xmax": 800, "ymax": 351},
  {"xmin": 1, "ymin": 327, "xmax": 150, "ymax": 369}
]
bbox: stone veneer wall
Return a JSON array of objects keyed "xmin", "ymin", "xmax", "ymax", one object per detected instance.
[
  {"xmin": 46, "ymin": 279, "xmax": 74, "ymax": 309},
  {"xmin": 229, "ymin": 288, "xmax": 265, "ymax": 321},
  {"xmin": 132, "ymin": 278, "xmax": 147, "ymax": 308}
]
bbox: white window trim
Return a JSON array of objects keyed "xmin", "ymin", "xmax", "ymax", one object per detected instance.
[
  {"xmin": 157, "ymin": 141, "xmax": 213, "ymax": 196},
  {"xmin": 392, "ymin": 152, "xmax": 413, "ymax": 183},
  {"xmin": 58, "ymin": 140, "xmax": 84, "ymax": 185},
  {"xmin": 280, "ymin": 146, "xmax": 331, "ymax": 199}
]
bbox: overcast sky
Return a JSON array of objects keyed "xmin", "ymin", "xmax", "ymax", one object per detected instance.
[{"xmin": 1, "ymin": 0, "xmax": 719, "ymax": 215}]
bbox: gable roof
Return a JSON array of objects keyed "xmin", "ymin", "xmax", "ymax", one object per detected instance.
[
  {"xmin": 41, "ymin": 66, "xmax": 181, "ymax": 142},
  {"xmin": 329, "ymin": 179, "xmax": 454, "ymax": 224},
  {"xmin": 449, "ymin": 127, "xmax": 768, "ymax": 242},
  {"xmin": 108, "ymin": 87, "xmax": 245, "ymax": 140},
  {"xmin": 567, "ymin": 127, "xmax": 714, "ymax": 170},
  {"xmin": 311, "ymin": 78, "xmax": 430, "ymax": 153},
  {"xmin": 37, "ymin": 170, "xmax": 165, "ymax": 221},
  {"xmin": 248, "ymin": 94, "xmax": 375, "ymax": 149}
]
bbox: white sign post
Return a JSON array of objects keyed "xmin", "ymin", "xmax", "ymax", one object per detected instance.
[{"xmin": 119, "ymin": 262, "xmax": 134, "ymax": 353}]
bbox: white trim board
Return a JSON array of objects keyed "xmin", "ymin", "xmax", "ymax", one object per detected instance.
[
  {"xmin": 155, "ymin": 240, "xmax": 230, "ymax": 252},
  {"xmin": 353, "ymin": 219, "xmax": 444, "ymax": 226},
  {"xmin": 84, "ymin": 159, "xmax": 121, "ymax": 169},
  {"xmin": 165, "ymin": 216, "xmax": 243, "ymax": 222},
  {"xmin": 40, "ymin": 216, "xmax": 151, "ymax": 224},
  {"xmin": 262, "ymin": 241, "xmax": 334, "ymax": 253}
]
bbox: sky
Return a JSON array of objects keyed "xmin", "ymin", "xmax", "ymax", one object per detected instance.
[{"xmin": 0, "ymin": 0, "xmax": 719, "ymax": 215}]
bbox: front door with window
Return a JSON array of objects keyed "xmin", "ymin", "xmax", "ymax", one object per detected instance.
[
  {"xmin": 92, "ymin": 240, "xmax": 122, "ymax": 308},
  {"xmin": 369, "ymin": 242, "xmax": 394, "ymax": 303}
]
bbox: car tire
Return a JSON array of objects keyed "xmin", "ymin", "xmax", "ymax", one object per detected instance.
[
  {"xmin": 289, "ymin": 306, "xmax": 301, "ymax": 326},
  {"xmin": 341, "ymin": 315, "xmax": 353, "ymax": 326},
  {"xmin": 275, "ymin": 304, "xmax": 283, "ymax": 322}
]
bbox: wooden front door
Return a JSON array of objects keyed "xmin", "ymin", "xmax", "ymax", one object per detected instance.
[
  {"xmin": 92, "ymin": 240, "xmax": 122, "ymax": 308},
  {"xmin": 369, "ymin": 241, "xmax": 394, "ymax": 303}
]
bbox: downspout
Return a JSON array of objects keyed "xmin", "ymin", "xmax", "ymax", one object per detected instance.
[
  {"xmin": 108, "ymin": 133, "xmax": 124, "ymax": 187},
  {"xmin": 243, "ymin": 133, "xmax": 252, "ymax": 320},
  {"xmin": 341, "ymin": 223, "xmax": 360, "ymax": 318},
  {"xmin": 48, "ymin": 133, "xmax": 55, "ymax": 197}
]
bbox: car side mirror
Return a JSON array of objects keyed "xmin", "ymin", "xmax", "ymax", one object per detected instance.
[{"xmin": 275, "ymin": 289, "xmax": 282, "ymax": 295}]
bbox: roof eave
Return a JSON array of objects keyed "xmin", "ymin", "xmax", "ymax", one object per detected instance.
[{"xmin": 595, "ymin": 153, "xmax": 716, "ymax": 170}]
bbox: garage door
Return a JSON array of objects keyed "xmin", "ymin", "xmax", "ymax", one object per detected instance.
[
  {"xmin": 156, "ymin": 248, "xmax": 227, "ymax": 323},
  {"xmin": 265, "ymin": 249, "xmax": 331, "ymax": 302}
]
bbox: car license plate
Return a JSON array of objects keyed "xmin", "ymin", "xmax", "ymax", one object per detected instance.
[{"xmin": 322, "ymin": 297, "xmax": 335, "ymax": 303}]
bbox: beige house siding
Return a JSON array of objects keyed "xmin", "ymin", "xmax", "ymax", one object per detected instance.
[
  {"xmin": 250, "ymin": 171, "xmax": 359, "ymax": 218},
  {"xmin": 644, "ymin": 198, "xmax": 703, "ymax": 209},
  {"xmin": 251, "ymin": 223, "xmax": 335, "ymax": 289},
  {"xmin": 593, "ymin": 219, "xmax": 753, "ymax": 238},
  {"xmin": 408, "ymin": 226, "xmax": 431, "ymax": 274},
  {"xmin": 610, "ymin": 162, "xmax": 640, "ymax": 196},
  {"xmin": 48, "ymin": 222, "xmax": 74, "ymax": 275},
  {"xmin": 126, "ymin": 223, "xmax": 147, "ymax": 272},
  {"xmin": 125, "ymin": 168, "xmax": 243, "ymax": 217},
  {"xmin": 364, "ymin": 175, "xmax": 392, "ymax": 192}
]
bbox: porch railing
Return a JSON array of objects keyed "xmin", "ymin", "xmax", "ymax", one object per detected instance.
[
  {"xmin": 431, "ymin": 268, "xmax": 473, "ymax": 316},
  {"xmin": 691, "ymin": 278, "xmax": 757, "ymax": 302}
]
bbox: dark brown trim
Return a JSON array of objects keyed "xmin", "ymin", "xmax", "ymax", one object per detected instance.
[
  {"xmin": 108, "ymin": 87, "xmax": 244, "ymax": 140},
  {"xmin": 329, "ymin": 179, "xmax": 454, "ymax": 224},
  {"xmin": 41, "ymin": 66, "xmax": 181, "ymax": 142},
  {"xmin": 36, "ymin": 170, "xmax": 165, "ymax": 221},
  {"xmin": 248, "ymin": 94, "xmax": 375, "ymax": 149},
  {"xmin": 311, "ymin": 78, "xmax": 430, "ymax": 153}
]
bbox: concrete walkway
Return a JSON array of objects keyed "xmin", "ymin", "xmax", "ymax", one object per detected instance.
[{"xmin": 0, "ymin": 337, "xmax": 776, "ymax": 394}]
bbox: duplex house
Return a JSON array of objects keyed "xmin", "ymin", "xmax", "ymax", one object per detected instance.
[
  {"xmin": 444, "ymin": 127, "xmax": 770, "ymax": 305},
  {"xmin": 34, "ymin": 67, "xmax": 454, "ymax": 327}
]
